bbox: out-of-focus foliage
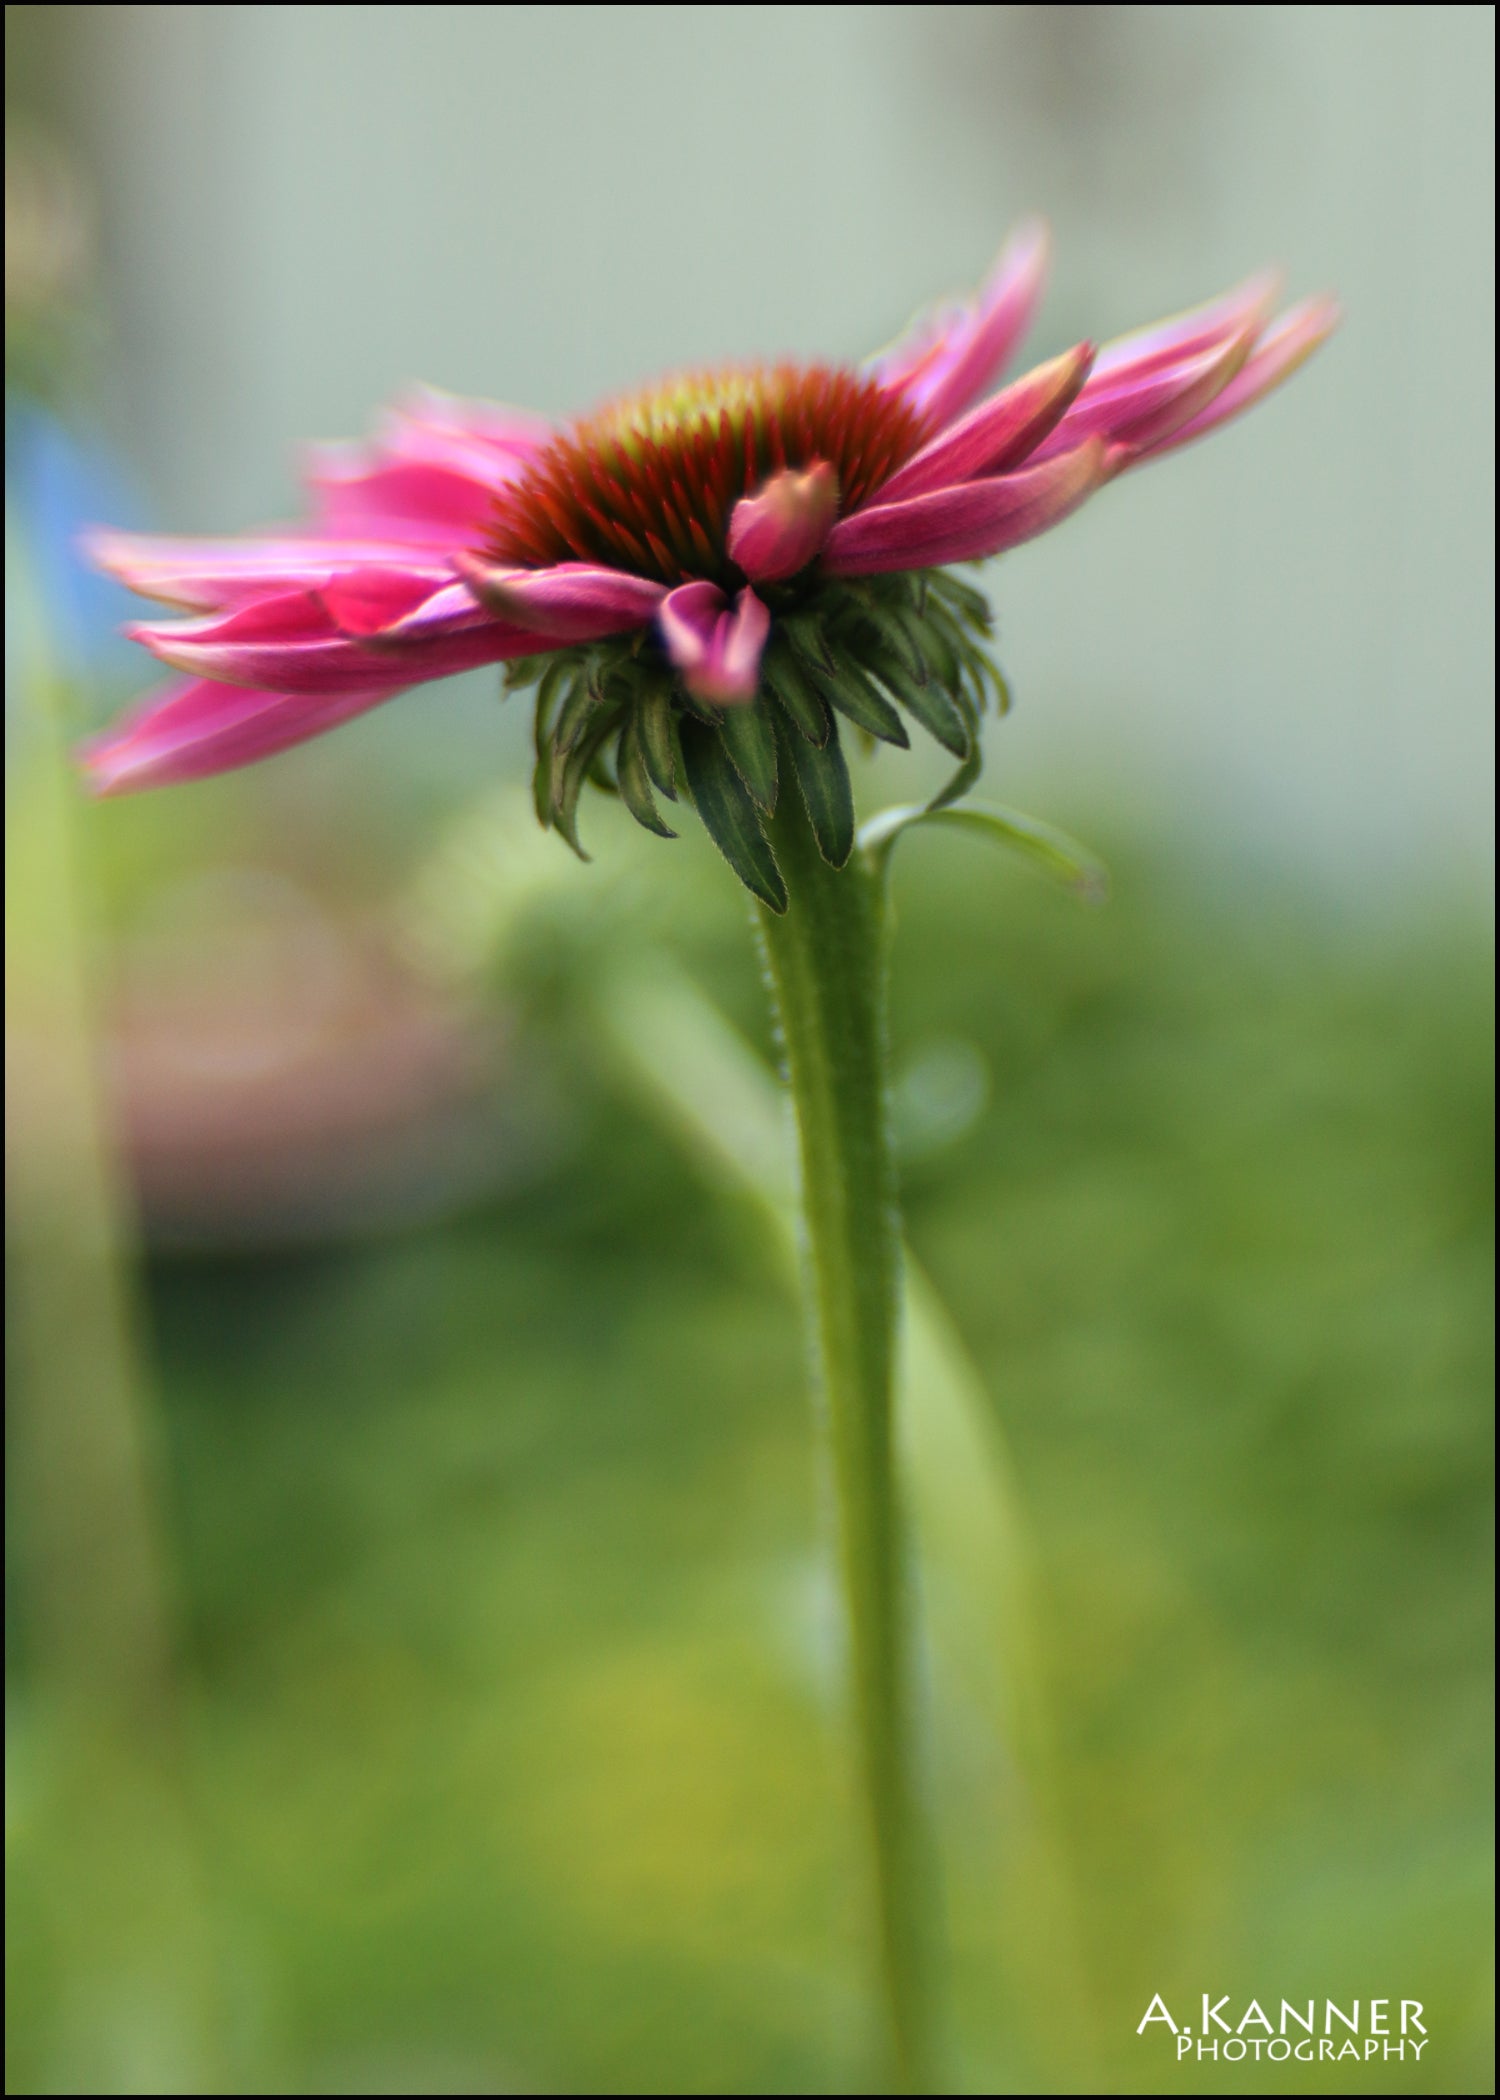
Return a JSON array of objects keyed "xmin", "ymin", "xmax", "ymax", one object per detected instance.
[{"xmin": 8, "ymin": 781, "xmax": 1491, "ymax": 2094}]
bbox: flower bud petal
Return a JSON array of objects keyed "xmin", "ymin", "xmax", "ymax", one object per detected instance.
[
  {"xmin": 453, "ymin": 555, "xmax": 665, "ymax": 639},
  {"xmin": 658, "ymin": 582, "xmax": 770, "ymax": 705},
  {"xmin": 727, "ymin": 462, "xmax": 840, "ymax": 582}
]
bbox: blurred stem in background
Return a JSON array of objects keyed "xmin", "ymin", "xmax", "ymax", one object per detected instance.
[
  {"xmin": 5, "ymin": 520, "xmax": 224, "ymax": 2093},
  {"xmin": 753, "ymin": 769, "xmax": 935, "ymax": 2090}
]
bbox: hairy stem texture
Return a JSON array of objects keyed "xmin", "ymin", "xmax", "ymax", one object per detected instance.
[{"xmin": 756, "ymin": 748, "xmax": 936, "ymax": 2092}]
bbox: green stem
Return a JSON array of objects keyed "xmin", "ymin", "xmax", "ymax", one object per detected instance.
[{"xmin": 756, "ymin": 755, "xmax": 936, "ymax": 2093}]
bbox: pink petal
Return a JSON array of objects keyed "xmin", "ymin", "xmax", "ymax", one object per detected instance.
[
  {"xmin": 1091, "ymin": 272, "xmax": 1280, "ymax": 383},
  {"xmin": 1033, "ymin": 320, "xmax": 1259, "ymax": 463},
  {"xmin": 81, "ymin": 527, "xmax": 451, "ymax": 612},
  {"xmin": 871, "ymin": 344, "xmax": 1094, "ymax": 506},
  {"xmin": 386, "ymin": 385, "xmax": 551, "ymax": 452},
  {"xmin": 378, "ymin": 386, "xmax": 552, "ymax": 485},
  {"xmin": 657, "ymin": 582, "xmax": 770, "ymax": 706},
  {"xmin": 727, "ymin": 462, "xmax": 840, "ymax": 583},
  {"xmin": 316, "ymin": 566, "xmax": 456, "ymax": 637},
  {"xmin": 864, "ymin": 297, "xmax": 967, "ymax": 404},
  {"xmin": 380, "ymin": 579, "xmax": 497, "ymax": 640},
  {"xmin": 823, "ymin": 440, "xmax": 1107, "ymax": 576},
  {"xmin": 453, "ymin": 555, "xmax": 665, "ymax": 640},
  {"xmin": 1132, "ymin": 295, "xmax": 1342, "ymax": 461},
  {"xmin": 129, "ymin": 585, "xmax": 546, "ymax": 697},
  {"xmin": 80, "ymin": 675, "xmax": 410, "ymax": 794},
  {"xmin": 871, "ymin": 221, "xmax": 1051, "ymax": 431},
  {"xmin": 305, "ymin": 449, "xmax": 499, "ymax": 545}
]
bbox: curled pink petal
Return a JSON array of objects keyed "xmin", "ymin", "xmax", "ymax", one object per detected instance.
[
  {"xmin": 1133, "ymin": 295, "xmax": 1342, "ymax": 460},
  {"xmin": 80, "ymin": 675, "xmax": 411, "ymax": 794},
  {"xmin": 380, "ymin": 579, "xmax": 496, "ymax": 641},
  {"xmin": 867, "ymin": 221, "xmax": 1049, "ymax": 424},
  {"xmin": 823, "ymin": 441, "xmax": 1107, "ymax": 576},
  {"xmin": 920, "ymin": 220, "xmax": 1051, "ymax": 428},
  {"xmin": 658, "ymin": 582, "xmax": 770, "ymax": 706},
  {"xmin": 872, "ymin": 221, "xmax": 1051, "ymax": 432},
  {"xmin": 727, "ymin": 462, "xmax": 840, "ymax": 582},
  {"xmin": 872, "ymin": 344, "xmax": 1094, "ymax": 505},
  {"xmin": 1034, "ymin": 320, "xmax": 1259, "ymax": 463},
  {"xmin": 80, "ymin": 528, "xmax": 451, "ymax": 613},
  {"xmin": 1091, "ymin": 271, "xmax": 1280, "ymax": 383},
  {"xmin": 129, "ymin": 586, "xmax": 546, "ymax": 697},
  {"xmin": 453, "ymin": 555, "xmax": 665, "ymax": 640}
]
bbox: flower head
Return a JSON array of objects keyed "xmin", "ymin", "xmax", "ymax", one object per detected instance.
[{"xmin": 84, "ymin": 224, "xmax": 1336, "ymax": 906}]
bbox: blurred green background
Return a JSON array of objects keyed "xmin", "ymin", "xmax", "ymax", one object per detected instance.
[{"xmin": 6, "ymin": 6, "xmax": 1494, "ymax": 2094}]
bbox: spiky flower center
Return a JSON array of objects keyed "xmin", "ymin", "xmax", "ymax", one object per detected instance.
[{"xmin": 488, "ymin": 363, "xmax": 926, "ymax": 584}]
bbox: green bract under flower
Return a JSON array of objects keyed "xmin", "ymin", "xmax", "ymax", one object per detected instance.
[{"xmin": 505, "ymin": 567, "xmax": 1008, "ymax": 913}]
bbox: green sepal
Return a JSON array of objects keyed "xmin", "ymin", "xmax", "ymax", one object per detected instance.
[
  {"xmin": 676, "ymin": 685, "xmax": 725, "ymax": 727},
  {"xmin": 556, "ymin": 665, "xmax": 614, "ymax": 753},
  {"xmin": 921, "ymin": 598, "xmax": 992, "ymax": 701},
  {"xmin": 617, "ymin": 715, "xmax": 676, "ymax": 838},
  {"xmin": 782, "ymin": 610, "xmax": 836, "ymax": 675},
  {"xmin": 810, "ymin": 658, "xmax": 909, "ymax": 748},
  {"xmin": 532, "ymin": 653, "xmax": 574, "ymax": 738},
  {"xmin": 930, "ymin": 612, "xmax": 1002, "ymax": 715},
  {"xmin": 870, "ymin": 652, "xmax": 969, "ymax": 758},
  {"xmin": 855, "ymin": 594, "xmax": 929, "ymax": 683},
  {"xmin": 532, "ymin": 735, "xmax": 556, "ymax": 829},
  {"xmin": 926, "ymin": 569, "xmax": 993, "ymax": 628},
  {"xmin": 637, "ymin": 681, "xmax": 678, "ymax": 800},
  {"xmin": 680, "ymin": 719, "xmax": 787, "ymax": 913},
  {"xmin": 786, "ymin": 713, "xmax": 855, "ymax": 869},
  {"xmin": 763, "ymin": 644, "xmax": 830, "ymax": 746},
  {"xmin": 551, "ymin": 707, "xmax": 622, "ymax": 860},
  {"xmin": 859, "ymin": 799, "xmax": 1109, "ymax": 903},
  {"xmin": 716, "ymin": 697, "xmax": 779, "ymax": 813},
  {"xmin": 909, "ymin": 610, "xmax": 962, "ymax": 694},
  {"xmin": 516, "ymin": 564, "xmax": 1011, "ymax": 881}
]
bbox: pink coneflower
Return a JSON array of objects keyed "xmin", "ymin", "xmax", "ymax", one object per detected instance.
[{"xmin": 84, "ymin": 224, "xmax": 1335, "ymax": 908}]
